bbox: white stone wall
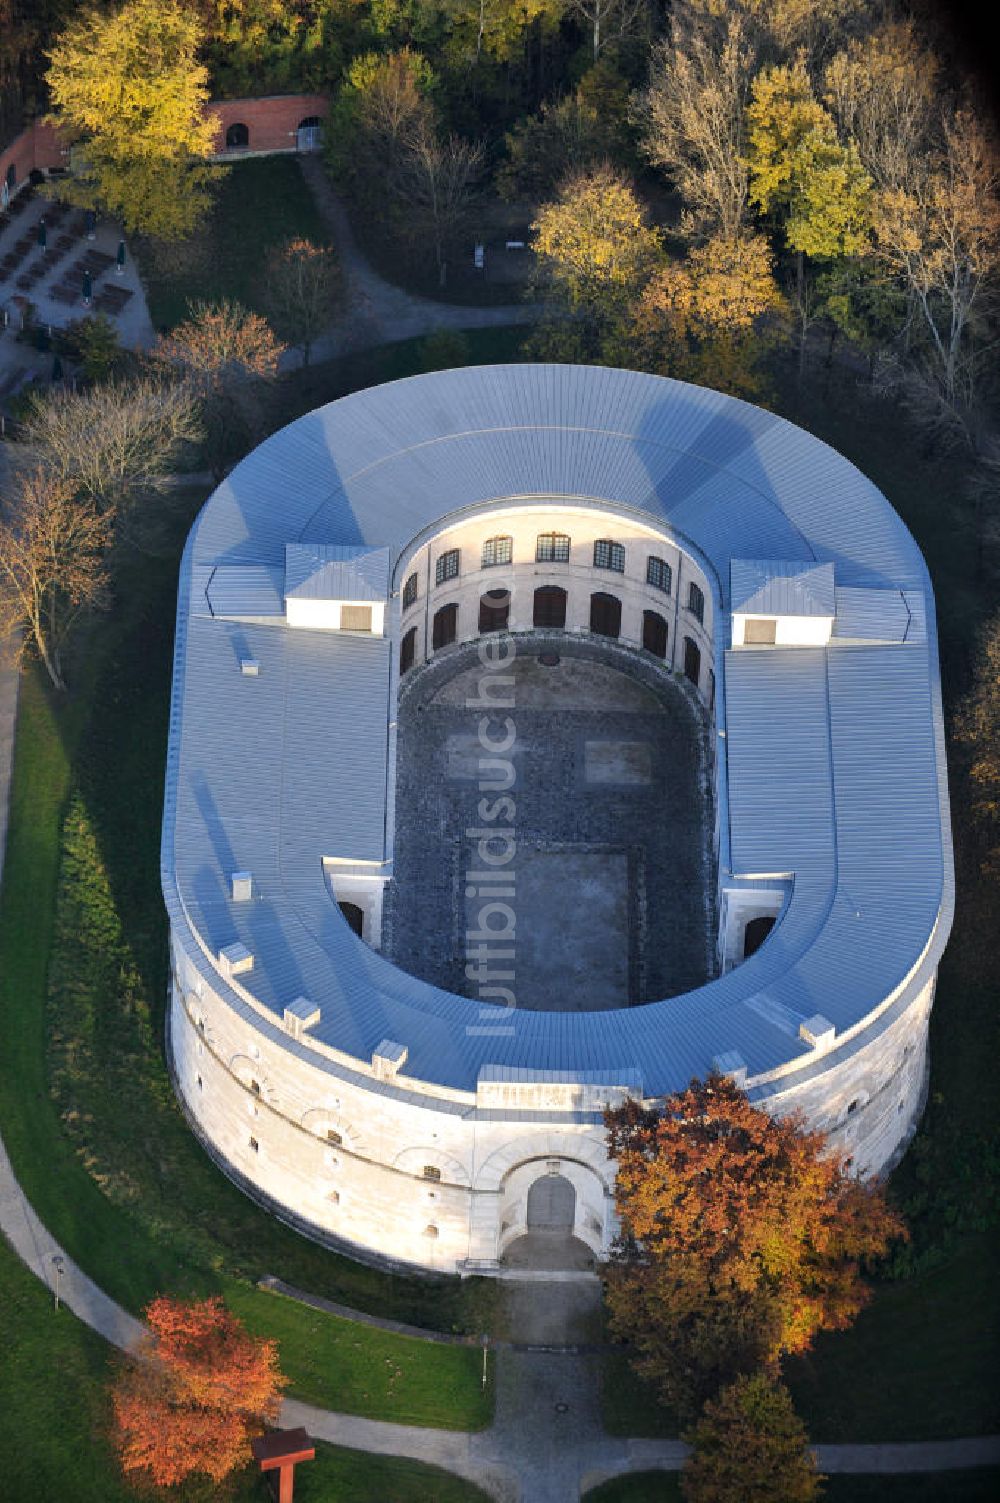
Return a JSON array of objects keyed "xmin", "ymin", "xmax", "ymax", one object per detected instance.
[
  {"xmin": 732, "ymin": 613, "xmax": 833, "ymax": 647},
  {"xmin": 396, "ymin": 505, "xmax": 716, "ymax": 705},
  {"xmin": 170, "ymin": 917, "xmax": 934, "ymax": 1273},
  {"xmin": 761, "ymin": 975, "xmax": 935, "ymax": 1178},
  {"xmin": 170, "ymin": 933, "xmax": 617, "ymax": 1273}
]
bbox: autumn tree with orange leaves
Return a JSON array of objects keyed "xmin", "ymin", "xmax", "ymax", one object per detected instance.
[
  {"xmin": 604, "ymin": 1073, "xmax": 906, "ymax": 1418},
  {"xmin": 112, "ymin": 1295, "xmax": 286, "ymax": 1487}
]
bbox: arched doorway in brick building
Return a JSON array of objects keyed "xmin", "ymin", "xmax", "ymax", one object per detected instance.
[{"xmin": 297, "ymin": 116, "xmax": 322, "ymax": 152}]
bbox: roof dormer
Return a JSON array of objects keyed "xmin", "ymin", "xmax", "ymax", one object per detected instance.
[
  {"xmin": 284, "ymin": 543, "xmax": 390, "ymax": 634},
  {"xmin": 730, "ymin": 559, "xmax": 835, "ymax": 647}
]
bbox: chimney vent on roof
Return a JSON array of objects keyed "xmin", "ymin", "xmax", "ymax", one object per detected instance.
[
  {"xmin": 372, "ymin": 1039, "xmax": 408, "ymax": 1080},
  {"xmin": 231, "ymin": 871, "xmax": 252, "ymax": 902},
  {"xmin": 240, "ymin": 658, "xmax": 260, "ymax": 677},
  {"xmin": 284, "ymin": 997, "xmax": 321, "ymax": 1039},
  {"xmin": 219, "ymin": 942, "xmax": 253, "ymax": 978},
  {"xmin": 800, "ymin": 1014, "xmax": 836, "ymax": 1051}
]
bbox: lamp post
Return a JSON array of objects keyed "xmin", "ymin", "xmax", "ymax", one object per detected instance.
[
  {"xmin": 481, "ymin": 1333, "xmax": 489, "ymax": 1392},
  {"xmin": 52, "ymin": 1254, "xmax": 65, "ymax": 1312}
]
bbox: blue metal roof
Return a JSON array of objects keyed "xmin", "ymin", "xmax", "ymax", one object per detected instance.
[
  {"xmin": 730, "ymin": 558, "xmax": 835, "ymax": 617},
  {"xmin": 284, "ymin": 542, "xmax": 390, "ymax": 602},
  {"xmin": 161, "ymin": 365, "xmax": 953, "ymax": 1103}
]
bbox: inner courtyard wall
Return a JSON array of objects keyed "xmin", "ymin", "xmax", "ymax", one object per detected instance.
[{"xmin": 395, "ymin": 506, "xmax": 717, "ymax": 709}]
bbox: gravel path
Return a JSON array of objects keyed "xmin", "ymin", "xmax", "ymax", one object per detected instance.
[{"xmin": 290, "ymin": 156, "xmax": 538, "ymax": 363}]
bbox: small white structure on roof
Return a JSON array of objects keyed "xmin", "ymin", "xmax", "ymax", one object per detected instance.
[
  {"xmin": 730, "ymin": 558, "xmax": 835, "ymax": 647},
  {"xmin": 284, "ymin": 543, "xmax": 389, "ymax": 634}
]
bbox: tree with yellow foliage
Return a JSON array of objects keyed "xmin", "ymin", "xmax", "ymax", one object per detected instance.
[
  {"xmin": 45, "ymin": 0, "xmax": 219, "ymax": 240},
  {"xmin": 748, "ymin": 56, "xmax": 871, "ymax": 264},
  {"xmin": 682, "ymin": 1374, "xmax": 822, "ymax": 1503},
  {"xmin": 748, "ymin": 55, "xmax": 871, "ymax": 369},
  {"xmin": 626, "ymin": 232, "xmax": 785, "ymax": 398},
  {"xmin": 529, "ymin": 165, "xmax": 661, "ymax": 358}
]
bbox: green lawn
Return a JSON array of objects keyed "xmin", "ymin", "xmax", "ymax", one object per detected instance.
[
  {"xmin": 0, "ymin": 477, "xmax": 493, "ymax": 1430},
  {"xmin": 602, "ymin": 1234, "xmax": 1000, "ymax": 1443},
  {"xmin": 583, "ymin": 1473, "xmax": 682, "ymax": 1502},
  {"xmin": 136, "ymin": 156, "xmax": 327, "ymax": 331},
  {"xmin": 0, "ymin": 1234, "xmax": 489, "ymax": 1503}
]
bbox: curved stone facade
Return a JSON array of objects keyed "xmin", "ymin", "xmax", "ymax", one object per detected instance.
[{"xmin": 162, "ymin": 365, "xmax": 953, "ymax": 1274}]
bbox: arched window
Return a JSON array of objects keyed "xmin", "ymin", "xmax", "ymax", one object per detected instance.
[
  {"xmin": 743, "ymin": 915, "xmax": 776, "ymax": 959},
  {"xmin": 688, "ymin": 581, "xmax": 705, "ymax": 623},
  {"xmin": 646, "ymin": 556, "xmax": 672, "ymax": 594},
  {"xmin": 533, "ymin": 585, "xmax": 567, "ymax": 628},
  {"xmin": 399, "ymin": 626, "xmax": 416, "ymax": 674},
  {"xmin": 594, "ymin": 539, "xmax": 625, "ymax": 573},
  {"xmin": 590, "ymin": 591, "xmax": 621, "ymax": 638},
  {"xmin": 479, "ymin": 587, "xmax": 510, "ymax": 633},
  {"xmin": 536, "ymin": 532, "xmax": 570, "ymax": 563},
  {"xmin": 402, "ymin": 572, "xmax": 418, "ymax": 609},
  {"xmin": 338, "ymin": 901, "xmax": 364, "ymax": 937},
  {"xmin": 432, "ymin": 602, "xmax": 458, "ymax": 649},
  {"xmin": 225, "ymin": 122, "xmax": 250, "ymax": 149},
  {"xmin": 642, "ymin": 610, "xmax": 668, "ymax": 658},
  {"xmin": 435, "ymin": 548, "xmax": 460, "ymax": 586},
  {"xmin": 683, "ymin": 636, "xmax": 701, "ymax": 686},
  {"xmin": 481, "ymin": 535, "xmax": 512, "ymax": 568}
]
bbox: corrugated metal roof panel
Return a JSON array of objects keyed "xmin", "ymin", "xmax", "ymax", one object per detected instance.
[
  {"xmin": 205, "ymin": 564, "xmax": 285, "ymax": 619},
  {"xmin": 832, "ymin": 586, "xmax": 911, "ymax": 643},
  {"xmin": 731, "ymin": 559, "xmax": 835, "ymax": 617},
  {"xmin": 284, "ymin": 543, "xmax": 390, "ymax": 602}
]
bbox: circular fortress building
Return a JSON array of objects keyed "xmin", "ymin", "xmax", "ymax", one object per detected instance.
[{"xmin": 162, "ymin": 365, "xmax": 953, "ymax": 1273}]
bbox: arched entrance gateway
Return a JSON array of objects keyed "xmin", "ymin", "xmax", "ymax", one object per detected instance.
[
  {"xmin": 495, "ymin": 1154, "xmax": 606, "ymax": 1271},
  {"xmin": 526, "ymin": 1171, "xmax": 575, "ymax": 1230}
]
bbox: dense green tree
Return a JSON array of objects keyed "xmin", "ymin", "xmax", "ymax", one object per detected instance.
[
  {"xmin": 325, "ymin": 45, "xmax": 436, "ymax": 202},
  {"xmin": 498, "ymin": 77, "xmax": 628, "ymax": 201}
]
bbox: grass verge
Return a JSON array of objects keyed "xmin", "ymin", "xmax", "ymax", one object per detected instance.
[
  {"xmin": 581, "ymin": 1473, "xmax": 1000, "ymax": 1502},
  {"xmin": 0, "ymin": 1233, "xmax": 489, "ymax": 1502},
  {"xmin": 136, "ymin": 157, "xmax": 327, "ymax": 331},
  {"xmin": 0, "ymin": 472, "xmax": 493, "ymax": 1430}
]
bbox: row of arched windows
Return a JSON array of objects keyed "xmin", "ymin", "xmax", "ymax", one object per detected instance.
[
  {"xmin": 399, "ymin": 588, "xmax": 703, "ymax": 686},
  {"xmin": 404, "ymin": 542, "xmax": 706, "ymax": 620}
]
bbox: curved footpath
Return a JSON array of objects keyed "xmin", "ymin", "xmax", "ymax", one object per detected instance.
[
  {"xmin": 288, "ymin": 156, "xmax": 538, "ymax": 365},
  {"xmin": 1, "ymin": 640, "xmax": 998, "ymax": 1502}
]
